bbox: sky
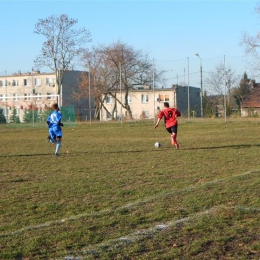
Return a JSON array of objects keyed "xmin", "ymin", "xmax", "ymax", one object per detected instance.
[{"xmin": 0, "ymin": 0, "xmax": 259, "ymax": 92}]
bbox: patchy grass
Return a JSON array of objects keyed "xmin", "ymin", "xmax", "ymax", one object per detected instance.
[{"xmin": 0, "ymin": 118, "xmax": 260, "ymax": 259}]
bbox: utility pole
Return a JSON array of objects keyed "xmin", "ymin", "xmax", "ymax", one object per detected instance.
[{"xmin": 195, "ymin": 53, "xmax": 203, "ymax": 117}]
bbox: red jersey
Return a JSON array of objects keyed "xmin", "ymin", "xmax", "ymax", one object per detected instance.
[{"xmin": 158, "ymin": 107, "xmax": 181, "ymax": 128}]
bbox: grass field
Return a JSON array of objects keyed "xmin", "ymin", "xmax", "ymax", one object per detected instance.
[{"xmin": 0, "ymin": 118, "xmax": 260, "ymax": 260}]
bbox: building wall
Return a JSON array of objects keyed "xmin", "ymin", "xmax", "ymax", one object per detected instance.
[
  {"xmin": 176, "ymin": 86, "xmax": 201, "ymax": 117},
  {"xmin": 241, "ymin": 107, "xmax": 260, "ymax": 117},
  {"xmin": 60, "ymin": 71, "xmax": 93, "ymax": 121},
  {"xmin": 0, "ymin": 70, "xmax": 90, "ymax": 122},
  {"xmin": 100, "ymin": 85, "xmax": 201, "ymax": 121}
]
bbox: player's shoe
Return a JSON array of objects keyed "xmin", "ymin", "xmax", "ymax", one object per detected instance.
[
  {"xmin": 55, "ymin": 152, "xmax": 59, "ymax": 156},
  {"xmin": 175, "ymin": 143, "xmax": 179, "ymax": 149}
]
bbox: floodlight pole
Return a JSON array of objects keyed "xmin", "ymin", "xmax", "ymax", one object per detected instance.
[
  {"xmin": 120, "ymin": 62, "xmax": 122, "ymax": 125},
  {"xmin": 5, "ymin": 70, "xmax": 7, "ymax": 121},
  {"xmin": 88, "ymin": 63, "xmax": 92, "ymax": 125},
  {"xmin": 187, "ymin": 57, "xmax": 190, "ymax": 121},
  {"xmin": 195, "ymin": 53, "xmax": 203, "ymax": 117},
  {"xmin": 31, "ymin": 69, "xmax": 35, "ymax": 127},
  {"xmin": 153, "ymin": 59, "xmax": 155, "ymax": 123},
  {"xmin": 223, "ymin": 55, "xmax": 227, "ymax": 122}
]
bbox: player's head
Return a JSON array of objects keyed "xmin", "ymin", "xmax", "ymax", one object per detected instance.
[
  {"xmin": 164, "ymin": 102, "xmax": 170, "ymax": 108},
  {"xmin": 52, "ymin": 103, "xmax": 59, "ymax": 110}
]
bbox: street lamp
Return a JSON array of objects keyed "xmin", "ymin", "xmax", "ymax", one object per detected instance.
[{"xmin": 195, "ymin": 53, "xmax": 203, "ymax": 117}]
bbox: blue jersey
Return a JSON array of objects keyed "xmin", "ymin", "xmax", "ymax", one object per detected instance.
[
  {"xmin": 47, "ymin": 110, "xmax": 63, "ymax": 138},
  {"xmin": 47, "ymin": 110, "xmax": 62, "ymax": 127}
]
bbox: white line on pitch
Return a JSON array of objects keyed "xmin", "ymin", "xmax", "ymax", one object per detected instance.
[
  {"xmin": 63, "ymin": 205, "xmax": 260, "ymax": 259},
  {"xmin": 0, "ymin": 169, "xmax": 259, "ymax": 238}
]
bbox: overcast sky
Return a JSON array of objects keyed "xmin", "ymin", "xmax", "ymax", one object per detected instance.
[{"xmin": 0, "ymin": 0, "xmax": 259, "ymax": 91}]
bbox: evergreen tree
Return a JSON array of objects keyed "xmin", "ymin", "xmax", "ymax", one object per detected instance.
[
  {"xmin": 0, "ymin": 108, "xmax": 6, "ymax": 124},
  {"xmin": 9, "ymin": 109, "xmax": 20, "ymax": 124},
  {"xmin": 23, "ymin": 110, "xmax": 38, "ymax": 123},
  {"xmin": 233, "ymin": 72, "xmax": 251, "ymax": 108}
]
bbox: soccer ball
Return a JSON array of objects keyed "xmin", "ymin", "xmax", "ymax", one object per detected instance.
[{"xmin": 154, "ymin": 142, "xmax": 161, "ymax": 148}]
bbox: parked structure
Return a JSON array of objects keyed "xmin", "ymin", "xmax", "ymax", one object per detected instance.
[
  {"xmin": 241, "ymin": 83, "xmax": 260, "ymax": 117},
  {"xmin": 100, "ymin": 84, "xmax": 201, "ymax": 121},
  {"xmin": 0, "ymin": 70, "xmax": 90, "ymax": 122}
]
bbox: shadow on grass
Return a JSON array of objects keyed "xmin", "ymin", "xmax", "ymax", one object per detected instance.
[
  {"xmin": 0, "ymin": 153, "xmax": 58, "ymax": 158},
  {"xmin": 182, "ymin": 143, "xmax": 260, "ymax": 150},
  {"xmin": 1, "ymin": 143, "xmax": 260, "ymax": 158}
]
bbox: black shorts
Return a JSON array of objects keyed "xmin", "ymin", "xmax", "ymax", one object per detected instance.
[{"xmin": 166, "ymin": 125, "xmax": 178, "ymax": 135}]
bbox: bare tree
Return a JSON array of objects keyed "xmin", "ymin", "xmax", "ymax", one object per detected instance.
[
  {"xmin": 34, "ymin": 14, "xmax": 92, "ymax": 94},
  {"xmin": 74, "ymin": 41, "xmax": 164, "ymax": 120},
  {"xmin": 205, "ymin": 63, "xmax": 238, "ymax": 104},
  {"xmin": 240, "ymin": 5, "xmax": 260, "ymax": 76}
]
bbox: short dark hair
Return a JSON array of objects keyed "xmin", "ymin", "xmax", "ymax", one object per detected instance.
[
  {"xmin": 52, "ymin": 103, "xmax": 59, "ymax": 110},
  {"xmin": 164, "ymin": 102, "xmax": 170, "ymax": 108}
]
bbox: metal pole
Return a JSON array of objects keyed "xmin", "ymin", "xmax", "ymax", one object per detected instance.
[
  {"xmin": 59, "ymin": 69, "xmax": 62, "ymax": 107},
  {"xmin": 187, "ymin": 57, "xmax": 190, "ymax": 121},
  {"xmin": 195, "ymin": 53, "xmax": 203, "ymax": 117},
  {"xmin": 200, "ymin": 63, "xmax": 203, "ymax": 117},
  {"xmin": 31, "ymin": 69, "xmax": 34, "ymax": 127},
  {"xmin": 88, "ymin": 64, "xmax": 91, "ymax": 125},
  {"xmin": 120, "ymin": 62, "xmax": 122, "ymax": 125},
  {"xmin": 153, "ymin": 59, "xmax": 155, "ymax": 123},
  {"xmin": 224, "ymin": 55, "xmax": 227, "ymax": 122},
  {"xmin": 5, "ymin": 70, "xmax": 7, "ymax": 121}
]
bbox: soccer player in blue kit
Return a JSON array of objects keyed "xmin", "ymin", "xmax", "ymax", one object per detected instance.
[{"xmin": 47, "ymin": 103, "xmax": 63, "ymax": 155}]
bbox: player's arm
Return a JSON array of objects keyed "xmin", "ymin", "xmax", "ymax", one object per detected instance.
[
  {"xmin": 154, "ymin": 118, "xmax": 161, "ymax": 129},
  {"xmin": 46, "ymin": 115, "xmax": 50, "ymax": 126},
  {"xmin": 57, "ymin": 113, "xmax": 63, "ymax": 126},
  {"xmin": 154, "ymin": 113, "xmax": 163, "ymax": 129},
  {"xmin": 176, "ymin": 110, "xmax": 181, "ymax": 117}
]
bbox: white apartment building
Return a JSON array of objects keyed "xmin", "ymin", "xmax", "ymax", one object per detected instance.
[
  {"xmin": 0, "ymin": 70, "xmax": 89, "ymax": 122},
  {"xmin": 100, "ymin": 85, "xmax": 201, "ymax": 121}
]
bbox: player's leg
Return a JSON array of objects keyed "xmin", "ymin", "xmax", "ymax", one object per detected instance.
[
  {"xmin": 54, "ymin": 126, "xmax": 63, "ymax": 155},
  {"xmin": 171, "ymin": 125, "xmax": 179, "ymax": 148},
  {"xmin": 48, "ymin": 129, "xmax": 56, "ymax": 144},
  {"xmin": 55, "ymin": 136, "xmax": 62, "ymax": 155},
  {"xmin": 166, "ymin": 127, "xmax": 174, "ymax": 145}
]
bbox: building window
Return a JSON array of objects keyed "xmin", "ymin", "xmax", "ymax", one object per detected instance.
[
  {"xmin": 13, "ymin": 93, "xmax": 19, "ymax": 101},
  {"xmin": 35, "ymin": 93, "xmax": 41, "ymax": 100},
  {"xmin": 106, "ymin": 111, "xmax": 112, "ymax": 119},
  {"xmin": 106, "ymin": 95, "xmax": 114, "ymax": 104},
  {"xmin": 12, "ymin": 79, "xmax": 19, "ymax": 86},
  {"xmin": 34, "ymin": 78, "xmax": 41, "ymax": 86},
  {"xmin": 0, "ymin": 80, "xmax": 3, "ymax": 87},
  {"xmin": 141, "ymin": 94, "xmax": 149, "ymax": 103},
  {"xmin": 159, "ymin": 94, "xmax": 169, "ymax": 102},
  {"xmin": 141, "ymin": 111, "xmax": 149, "ymax": 119},
  {"xmin": 47, "ymin": 92, "xmax": 55, "ymax": 100},
  {"xmin": 128, "ymin": 95, "xmax": 132, "ymax": 103},
  {"xmin": 0, "ymin": 94, "xmax": 6, "ymax": 101},
  {"xmin": 24, "ymin": 79, "xmax": 30, "ymax": 86},
  {"xmin": 46, "ymin": 78, "xmax": 55, "ymax": 86},
  {"xmin": 24, "ymin": 93, "xmax": 30, "ymax": 101}
]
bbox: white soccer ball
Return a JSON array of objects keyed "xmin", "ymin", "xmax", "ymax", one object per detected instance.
[{"xmin": 155, "ymin": 142, "xmax": 161, "ymax": 148}]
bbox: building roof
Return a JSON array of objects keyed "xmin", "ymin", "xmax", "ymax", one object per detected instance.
[{"xmin": 241, "ymin": 85, "xmax": 260, "ymax": 108}]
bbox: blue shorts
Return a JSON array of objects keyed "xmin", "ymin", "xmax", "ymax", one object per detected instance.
[{"xmin": 49, "ymin": 125, "xmax": 63, "ymax": 139}]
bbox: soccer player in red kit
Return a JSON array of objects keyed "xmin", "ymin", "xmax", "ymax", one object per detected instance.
[{"xmin": 154, "ymin": 102, "xmax": 181, "ymax": 148}]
